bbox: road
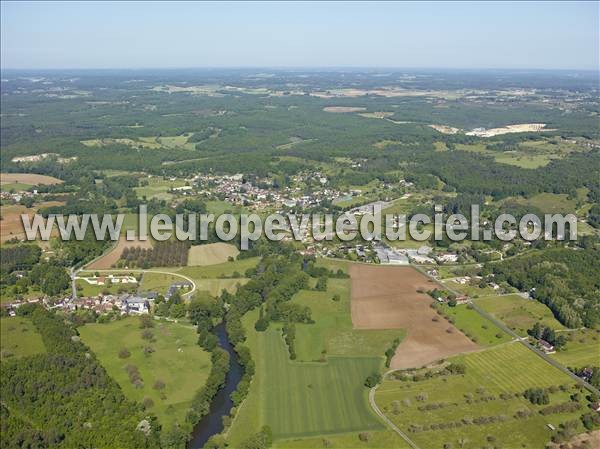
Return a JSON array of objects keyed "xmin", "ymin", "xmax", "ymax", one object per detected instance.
[{"xmin": 369, "ymin": 382, "xmax": 420, "ymax": 449}]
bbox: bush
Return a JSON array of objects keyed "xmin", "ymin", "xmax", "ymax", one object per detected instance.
[
  {"xmin": 153, "ymin": 379, "xmax": 166, "ymax": 390},
  {"xmin": 118, "ymin": 348, "xmax": 131, "ymax": 359},
  {"xmin": 364, "ymin": 373, "xmax": 382, "ymax": 388}
]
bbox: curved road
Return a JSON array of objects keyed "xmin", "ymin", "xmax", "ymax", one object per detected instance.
[{"xmin": 72, "ymin": 268, "xmax": 197, "ymax": 299}]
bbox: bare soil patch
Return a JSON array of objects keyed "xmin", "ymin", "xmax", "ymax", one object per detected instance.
[
  {"xmin": 86, "ymin": 236, "xmax": 152, "ymax": 270},
  {"xmin": 0, "ymin": 173, "xmax": 63, "ymax": 186},
  {"xmin": 187, "ymin": 242, "xmax": 239, "ymax": 266},
  {"xmin": 0, "ymin": 202, "xmax": 64, "ymax": 242},
  {"xmin": 429, "ymin": 124, "xmax": 461, "ymax": 135},
  {"xmin": 349, "ymin": 264, "xmax": 478, "ymax": 369},
  {"xmin": 323, "ymin": 106, "xmax": 366, "ymax": 113}
]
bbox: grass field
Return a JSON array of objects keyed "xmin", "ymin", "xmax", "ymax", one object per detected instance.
[
  {"xmin": 228, "ymin": 309, "xmax": 384, "ymax": 445},
  {"xmin": 75, "ymin": 279, "xmax": 137, "ymax": 297},
  {"xmin": 176, "ymin": 256, "xmax": 260, "ymax": 279},
  {"xmin": 134, "ymin": 177, "xmax": 187, "ymax": 200},
  {"xmin": 79, "ymin": 317, "xmax": 211, "ymax": 429},
  {"xmin": 0, "ymin": 317, "xmax": 46, "ymax": 359},
  {"xmin": 436, "ymin": 304, "xmax": 512, "ymax": 346},
  {"xmin": 442, "ymin": 279, "xmax": 498, "ymax": 297},
  {"xmin": 187, "ymin": 242, "xmax": 239, "ymax": 266},
  {"xmin": 291, "ymin": 279, "xmax": 404, "ymax": 361},
  {"xmin": 194, "ymin": 278, "xmax": 248, "ymax": 296},
  {"xmin": 140, "ymin": 272, "xmax": 187, "ymax": 296},
  {"xmin": 376, "ymin": 343, "xmax": 582, "ymax": 449},
  {"xmin": 513, "ymin": 193, "xmax": 578, "ymax": 215},
  {"xmin": 476, "ymin": 294, "xmax": 566, "ymax": 336},
  {"xmin": 0, "ymin": 173, "xmax": 63, "ymax": 186},
  {"xmin": 275, "ymin": 430, "xmax": 411, "ymax": 449},
  {"xmin": 551, "ymin": 329, "xmax": 600, "ymax": 367}
]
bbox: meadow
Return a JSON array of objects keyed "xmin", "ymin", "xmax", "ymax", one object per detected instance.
[
  {"xmin": 0, "ymin": 317, "xmax": 46, "ymax": 359},
  {"xmin": 228, "ymin": 311, "xmax": 384, "ymax": 444},
  {"xmin": 376, "ymin": 343, "xmax": 583, "ymax": 449},
  {"xmin": 436, "ymin": 303, "xmax": 512, "ymax": 346},
  {"xmin": 133, "ymin": 176, "xmax": 187, "ymax": 201},
  {"xmin": 79, "ymin": 317, "xmax": 211, "ymax": 429},
  {"xmin": 551, "ymin": 329, "xmax": 600, "ymax": 368},
  {"xmin": 476, "ymin": 294, "xmax": 567, "ymax": 336}
]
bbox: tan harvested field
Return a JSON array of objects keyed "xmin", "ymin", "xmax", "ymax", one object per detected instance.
[
  {"xmin": 323, "ymin": 106, "xmax": 366, "ymax": 113},
  {"xmin": 187, "ymin": 242, "xmax": 239, "ymax": 266},
  {"xmin": 358, "ymin": 111, "xmax": 394, "ymax": 119},
  {"xmin": 349, "ymin": 264, "xmax": 478, "ymax": 369},
  {"xmin": 86, "ymin": 236, "xmax": 152, "ymax": 269},
  {"xmin": 0, "ymin": 202, "xmax": 64, "ymax": 242},
  {"xmin": 0, "ymin": 173, "xmax": 63, "ymax": 185}
]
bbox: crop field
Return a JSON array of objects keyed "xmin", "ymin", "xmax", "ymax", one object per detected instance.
[
  {"xmin": 0, "ymin": 317, "xmax": 46, "ymax": 359},
  {"xmin": 86, "ymin": 236, "xmax": 153, "ymax": 270},
  {"xmin": 436, "ymin": 304, "xmax": 512, "ymax": 346},
  {"xmin": 350, "ymin": 265, "xmax": 478, "ymax": 369},
  {"xmin": 228, "ymin": 314, "xmax": 384, "ymax": 444},
  {"xmin": 0, "ymin": 173, "xmax": 63, "ymax": 186},
  {"xmin": 476, "ymin": 294, "xmax": 566, "ymax": 336},
  {"xmin": 291, "ymin": 278, "xmax": 404, "ymax": 361},
  {"xmin": 0, "ymin": 202, "xmax": 65, "ymax": 242},
  {"xmin": 187, "ymin": 242, "xmax": 239, "ymax": 266},
  {"xmin": 79, "ymin": 317, "xmax": 211, "ymax": 429},
  {"xmin": 375, "ymin": 343, "xmax": 582, "ymax": 449},
  {"xmin": 551, "ymin": 329, "xmax": 600, "ymax": 367}
]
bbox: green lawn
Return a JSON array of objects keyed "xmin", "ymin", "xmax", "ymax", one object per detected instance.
[
  {"xmin": 436, "ymin": 304, "xmax": 512, "ymax": 346},
  {"xmin": 476, "ymin": 294, "xmax": 566, "ymax": 336},
  {"xmin": 140, "ymin": 272, "xmax": 187, "ymax": 296},
  {"xmin": 134, "ymin": 177, "xmax": 187, "ymax": 200},
  {"xmin": 79, "ymin": 317, "xmax": 211, "ymax": 429},
  {"xmin": 0, "ymin": 317, "xmax": 46, "ymax": 359},
  {"xmin": 176, "ymin": 256, "xmax": 260, "ymax": 279},
  {"xmin": 76, "ymin": 279, "xmax": 137, "ymax": 297},
  {"xmin": 194, "ymin": 278, "xmax": 248, "ymax": 296},
  {"xmin": 442, "ymin": 279, "xmax": 498, "ymax": 297},
  {"xmin": 228, "ymin": 310, "xmax": 384, "ymax": 444},
  {"xmin": 551, "ymin": 329, "xmax": 600, "ymax": 367},
  {"xmin": 376, "ymin": 343, "xmax": 582, "ymax": 449}
]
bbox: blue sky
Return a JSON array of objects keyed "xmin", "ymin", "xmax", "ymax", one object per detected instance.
[{"xmin": 1, "ymin": 1, "xmax": 598, "ymax": 70}]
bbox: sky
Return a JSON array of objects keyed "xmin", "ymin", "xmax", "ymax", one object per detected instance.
[{"xmin": 1, "ymin": 1, "xmax": 598, "ymax": 70}]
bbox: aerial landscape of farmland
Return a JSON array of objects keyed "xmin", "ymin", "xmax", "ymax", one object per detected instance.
[{"xmin": 1, "ymin": 2, "xmax": 599, "ymax": 449}]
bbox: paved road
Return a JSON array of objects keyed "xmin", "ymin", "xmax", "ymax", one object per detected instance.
[{"xmin": 369, "ymin": 383, "xmax": 420, "ymax": 449}]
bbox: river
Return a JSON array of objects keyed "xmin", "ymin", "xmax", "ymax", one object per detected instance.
[{"xmin": 187, "ymin": 322, "xmax": 243, "ymax": 449}]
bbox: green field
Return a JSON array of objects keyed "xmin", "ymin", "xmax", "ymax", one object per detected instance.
[
  {"xmin": 291, "ymin": 278, "xmax": 404, "ymax": 361},
  {"xmin": 134, "ymin": 177, "xmax": 187, "ymax": 200},
  {"xmin": 376, "ymin": 343, "xmax": 582, "ymax": 449},
  {"xmin": 79, "ymin": 317, "xmax": 211, "ymax": 429},
  {"xmin": 551, "ymin": 329, "xmax": 600, "ymax": 367},
  {"xmin": 442, "ymin": 279, "xmax": 498, "ymax": 297},
  {"xmin": 228, "ymin": 310, "xmax": 384, "ymax": 444},
  {"xmin": 76, "ymin": 279, "xmax": 138, "ymax": 297},
  {"xmin": 477, "ymin": 294, "xmax": 566, "ymax": 336},
  {"xmin": 436, "ymin": 304, "xmax": 512, "ymax": 346},
  {"xmin": 176, "ymin": 256, "xmax": 260, "ymax": 279},
  {"xmin": 276, "ymin": 430, "xmax": 411, "ymax": 449},
  {"xmin": 140, "ymin": 272, "xmax": 186, "ymax": 296},
  {"xmin": 0, "ymin": 317, "xmax": 46, "ymax": 359},
  {"xmin": 195, "ymin": 278, "xmax": 248, "ymax": 296}
]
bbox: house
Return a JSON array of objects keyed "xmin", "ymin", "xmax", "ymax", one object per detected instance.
[
  {"xmin": 436, "ymin": 253, "xmax": 458, "ymax": 263},
  {"xmin": 539, "ymin": 339, "xmax": 555, "ymax": 354},
  {"xmin": 165, "ymin": 281, "xmax": 193, "ymax": 300},
  {"xmin": 122, "ymin": 295, "xmax": 149, "ymax": 314},
  {"xmin": 455, "ymin": 295, "xmax": 469, "ymax": 305}
]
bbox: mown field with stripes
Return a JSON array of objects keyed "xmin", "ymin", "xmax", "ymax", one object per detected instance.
[
  {"xmin": 375, "ymin": 343, "xmax": 587, "ymax": 449},
  {"xmin": 227, "ymin": 309, "xmax": 384, "ymax": 445}
]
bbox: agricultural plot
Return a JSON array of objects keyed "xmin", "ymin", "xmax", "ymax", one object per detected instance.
[
  {"xmin": 551, "ymin": 329, "xmax": 600, "ymax": 368},
  {"xmin": 376, "ymin": 343, "xmax": 583, "ymax": 449},
  {"xmin": 187, "ymin": 242, "xmax": 239, "ymax": 266},
  {"xmin": 275, "ymin": 430, "xmax": 410, "ymax": 449},
  {"xmin": 194, "ymin": 278, "xmax": 247, "ymax": 296},
  {"xmin": 75, "ymin": 278, "xmax": 137, "ymax": 297},
  {"xmin": 176, "ymin": 256, "xmax": 260, "ymax": 279},
  {"xmin": 228, "ymin": 314, "xmax": 383, "ymax": 444},
  {"xmin": 291, "ymin": 278, "xmax": 403, "ymax": 361},
  {"xmin": 477, "ymin": 294, "xmax": 566, "ymax": 336},
  {"xmin": 350, "ymin": 265, "xmax": 478, "ymax": 369},
  {"xmin": 0, "ymin": 201, "xmax": 65, "ymax": 242},
  {"xmin": 436, "ymin": 304, "xmax": 512, "ymax": 346},
  {"xmin": 79, "ymin": 318, "xmax": 211, "ymax": 429},
  {"xmin": 140, "ymin": 272, "xmax": 187, "ymax": 296},
  {"xmin": 0, "ymin": 317, "xmax": 46, "ymax": 359},
  {"xmin": 86, "ymin": 236, "xmax": 153, "ymax": 270},
  {"xmin": 134, "ymin": 177, "xmax": 187, "ymax": 200},
  {"xmin": 0, "ymin": 173, "xmax": 63, "ymax": 186}
]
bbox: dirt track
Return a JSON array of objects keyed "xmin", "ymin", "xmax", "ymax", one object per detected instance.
[{"xmin": 349, "ymin": 264, "xmax": 478, "ymax": 369}]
